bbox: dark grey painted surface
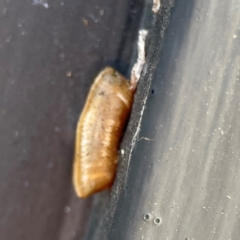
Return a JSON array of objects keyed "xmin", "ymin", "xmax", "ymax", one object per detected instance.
[
  {"xmin": 0, "ymin": 0, "xmax": 143, "ymax": 239},
  {"xmin": 2, "ymin": 0, "xmax": 240, "ymax": 239},
  {"xmin": 108, "ymin": 0, "xmax": 240, "ymax": 239}
]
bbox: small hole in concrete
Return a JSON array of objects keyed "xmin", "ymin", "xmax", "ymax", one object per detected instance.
[
  {"xmin": 153, "ymin": 217, "xmax": 162, "ymax": 225},
  {"xmin": 143, "ymin": 213, "xmax": 151, "ymax": 221}
]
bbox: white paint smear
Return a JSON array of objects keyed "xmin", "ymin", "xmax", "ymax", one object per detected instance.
[
  {"xmin": 131, "ymin": 29, "xmax": 148, "ymax": 90},
  {"xmin": 152, "ymin": 0, "xmax": 161, "ymax": 13}
]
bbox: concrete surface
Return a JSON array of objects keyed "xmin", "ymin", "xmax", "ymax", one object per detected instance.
[{"xmin": 108, "ymin": 0, "xmax": 240, "ymax": 239}]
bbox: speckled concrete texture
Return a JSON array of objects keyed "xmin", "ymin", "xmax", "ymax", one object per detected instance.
[{"xmin": 109, "ymin": 0, "xmax": 240, "ymax": 239}]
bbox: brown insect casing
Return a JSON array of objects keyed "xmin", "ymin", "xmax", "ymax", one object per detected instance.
[{"xmin": 73, "ymin": 67, "xmax": 134, "ymax": 198}]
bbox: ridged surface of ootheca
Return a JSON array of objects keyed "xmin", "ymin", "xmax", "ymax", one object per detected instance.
[{"xmin": 73, "ymin": 67, "xmax": 133, "ymax": 198}]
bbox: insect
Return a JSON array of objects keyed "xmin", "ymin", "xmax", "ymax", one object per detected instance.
[{"xmin": 73, "ymin": 30, "xmax": 148, "ymax": 198}]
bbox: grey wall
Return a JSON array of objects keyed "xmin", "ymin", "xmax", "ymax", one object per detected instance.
[{"xmin": 0, "ymin": 0, "xmax": 143, "ymax": 239}]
